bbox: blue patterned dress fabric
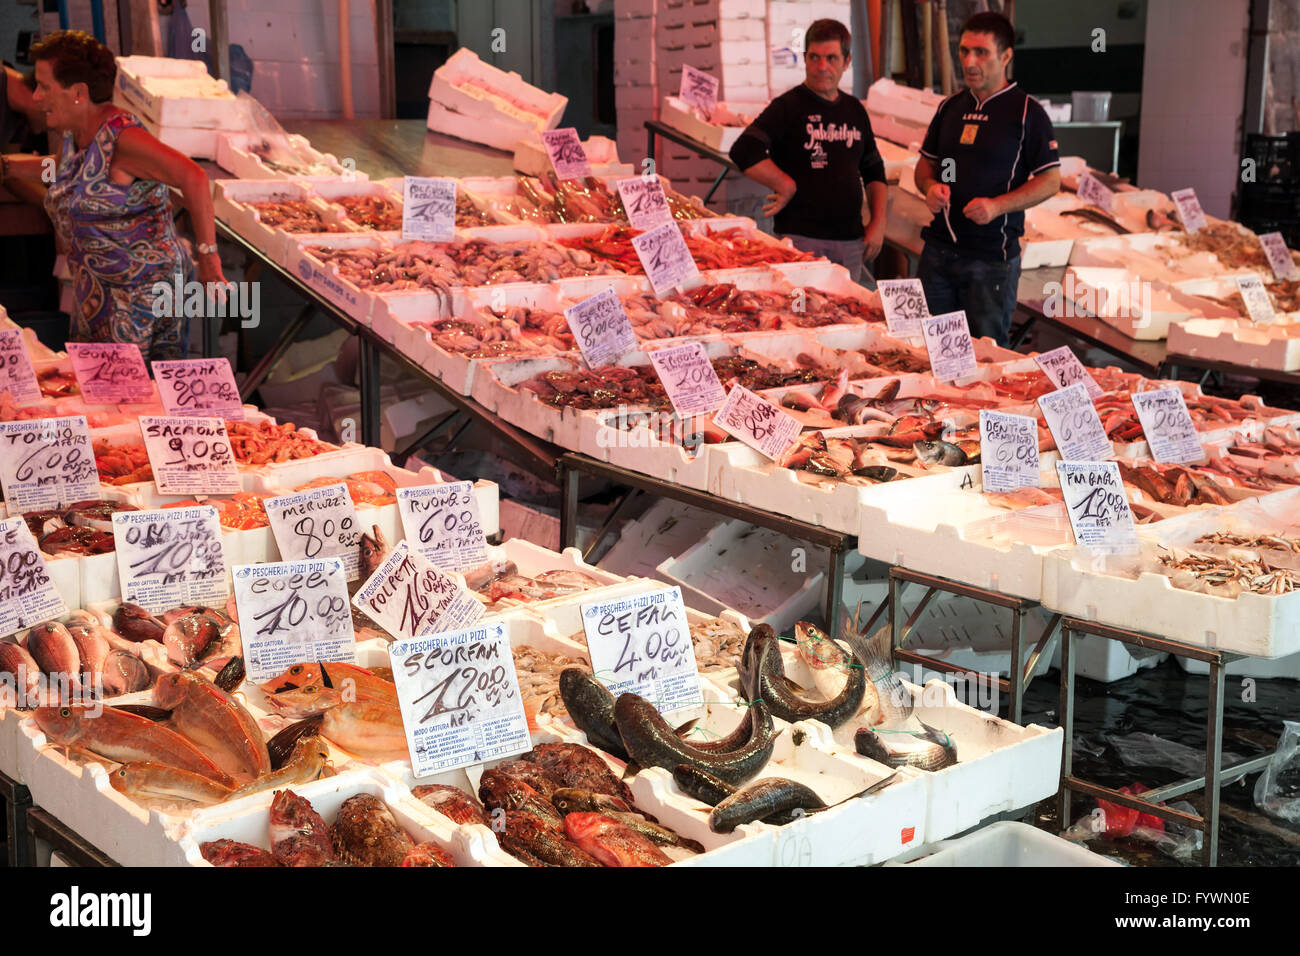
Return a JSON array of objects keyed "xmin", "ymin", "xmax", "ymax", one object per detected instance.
[{"xmin": 45, "ymin": 111, "xmax": 192, "ymax": 360}]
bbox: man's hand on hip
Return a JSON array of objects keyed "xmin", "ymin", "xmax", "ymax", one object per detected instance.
[
  {"xmin": 963, "ymin": 196, "xmax": 1003, "ymax": 225},
  {"xmin": 924, "ymin": 183, "xmax": 951, "ymax": 214},
  {"xmin": 762, "ymin": 183, "xmax": 796, "ymax": 218},
  {"xmin": 864, "ymin": 220, "xmax": 885, "ymax": 262}
]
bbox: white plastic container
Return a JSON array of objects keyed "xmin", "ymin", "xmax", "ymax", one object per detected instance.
[{"xmin": 887, "ymin": 820, "xmax": 1122, "ymax": 866}]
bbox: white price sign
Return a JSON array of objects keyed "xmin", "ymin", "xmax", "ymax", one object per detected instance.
[
  {"xmin": 979, "ymin": 410, "xmax": 1041, "ymax": 493},
  {"xmin": 264, "ymin": 482, "xmax": 363, "ymax": 580},
  {"xmin": 152, "ymin": 358, "xmax": 245, "ymax": 420},
  {"xmin": 402, "ymin": 176, "xmax": 457, "ymax": 242},
  {"xmin": 0, "ymin": 329, "xmax": 41, "ymax": 404},
  {"xmin": 139, "ymin": 416, "xmax": 241, "ymax": 495},
  {"xmin": 1171, "ymin": 188, "xmax": 1206, "ymax": 233},
  {"xmin": 396, "ymin": 482, "xmax": 488, "ymax": 573},
  {"xmin": 389, "ymin": 621, "xmax": 531, "ymax": 777},
  {"xmin": 714, "ymin": 384, "xmax": 802, "ymax": 460},
  {"xmin": 1259, "ymin": 232, "xmax": 1300, "ymax": 281},
  {"xmin": 632, "ymin": 221, "xmax": 700, "ymax": 297},
  {"xmin": 1038, "ymin": 382, "xmax": 1112, "ymax": 462},
  {"xmin": 540, "ymin": 128, "xmax": 592, "ymax": 180},
  {"xmin": 877, "ymin": 278, "xmax": 928, "ymax": 339},
  {"xmin": 920, "ymin": 310, "xmax": 978, "ymax": 382},
  {"xmin": 1130, "ymin": 387, "xmax": 1203, "ymax": 464},
  {"xmin": 617, "ymin": 176, "xmax": 673, "ymax": 230},
  {"xmin": 234, "ymin": 558, "xmax": 355, "ymax": 683},
  {"xmin": 563, "ymin": 287, "xmax": 639, "ymax": 368},
  {"xmin": 66, "ymin": 342, "xmax": 153, "ymax": 404},
  {"xmin": 1055, "ymin": 460, "xmax": 1139, "ymax": 555},
  {"xmin": 1076, "ymin": 171, "xmax": 1115, "ymax": 214},
  {"xmin": 0, "ymin": 415, "xmax": 100, "ymax": 515},
  {"xmin": 679, "ymin": 65, "xmax": 719, "ymax": 113},
  {"xmin": 0, "ymin": 517, "xmax": 65, "ymax": 637},
  {"xmin": 352, "ymin": 541, "xmax": 483, "ymax": 643},
  {"xmin": 648, "ymin": 341, "xmax": 727, "ymax": 417},
  {"xmin": 580, "ymin": 586, "xmax": 701, "ymax": 714},
  {"xmin": 111, "ymin": 506, "xmax": 228, "ymax": 615},
  {"xmin": 1034, "ymin": 345, "xmax": 1103, "ymax": 399},
  {"xmin": 1234, "ymin": 273, "xmax": 1276, "ymax": 324}
]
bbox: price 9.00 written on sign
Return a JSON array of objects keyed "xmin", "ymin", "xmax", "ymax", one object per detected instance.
[{"xmin": 139, "ymin": 415, "xmax": 241, "ymax": 495}]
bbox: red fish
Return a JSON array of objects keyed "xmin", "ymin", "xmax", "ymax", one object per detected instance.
[{"xmin": 563, "ymin": 812, "xmax": 672, "ymax": 867}]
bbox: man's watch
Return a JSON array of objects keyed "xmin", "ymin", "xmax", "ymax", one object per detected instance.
[{"xmin": 196, "ymin": 241, "xmax": 218, "ymax": 256}]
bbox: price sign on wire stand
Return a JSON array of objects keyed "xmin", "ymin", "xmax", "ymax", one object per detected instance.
[
  {"xmin": 679, "ymin": 65, "xmax": 719, "ymax": 114},
  {"xmin": 1234, "ymin": 273, "xmax": 1277, "ymax": 324},
  {"xmin": 402, "ymin": 176, "xmax": 457, "ymax": 241},
  {"xmin": 0, "ymin": 329, "xmax": 41, "ymax": 404},
  {"xmin": 1130, "ymin": 387, "xmax": 1204, "ymax": 464},
  {"xmin": 714, "ymin": 383, "xmax": 802, "ymax": 460},
  {"xmin": 580, "ymin": 586, "xmax": 701, "ymax": 714},
  {"xmin": 67, "ymin": 342, "xmax": 154, "ymax": 404},
  {"xmin": 631, "ymin": 221, "xmax": 700, "ymax": 297},
  {"xmin": 648, "ymin": 341, "xmax": 727, "ymax": 417},
  {"xmin": 920, "ymin": 310, "xmax": 978, "ymax": 382},
  {"xmin": 353, "ymin": 541, "xmax": 483, "ymax": 643},
  {"xmin": 1038, "ymin": 382, "xmax": 1113, "ymax": 462},
  {"xmin": 111, "ymin": 506, "xmax": 228, "ymax": 615},
  {"xmin": 978, "ymin": 410, "xmax": 1041, "ymax": 493},
  {"xmin": 1055, "ymin": 460, "xmax": 1139, "ymax": 556},
  {"xmin": 1034, "ymin": 345, "xmax": 1103, "ymax": 399},
  {"xmin": 1259, "ymin": 232, "xmax": 1300, "ymax": 281},
  {"xmin": 389, "ymin": 620, "xmax": 531, "ymax": 778},
  {"xmin": 138, "ymin": 415, "xmax": 241, "ymax": 495},
  {"xmin": 396, "ymin": 482, "xmax": 488, "ymax": 573},
  {"xmin": 0, "ymin": 517, "xmax": 66, "ymax": 638},
  {"xmin": 1171, "ymin": 188, "xmax": 1207, "ymax": 233},
  {"xmin": 877, "ymin": 278, "xmax": 928, "ymax": 339},
  {"xmin": 152, "ymin": 358, "xmax": 245, "ymax": 420},
  {"xmin": 234, "ymin": 558, "xmax": 355, "ymax": 683},
  {"xmin": 0, "ymin": 415, "xmax": 100, "ymax": 515},
  {"xmin": 617, "ymin": 176, "xmax": 674, "ymax": 230},
  {"xmin": 540, "ymin": 128, "xmax": 592, "ymax": 180},
  {"xmin": 563, "ymin": 287, "xmax": 639, "ymax": 368},
  {"xmin": 264, "ymin": 482, "xmax": 363, "ymax": 580}
]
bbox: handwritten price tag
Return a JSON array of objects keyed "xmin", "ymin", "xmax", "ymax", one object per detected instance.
[
  {"xmin": 1171, "ymin": 188, "xmax": 1206, "ymax": 233},
  {"xmin": 264, "ymin": 482, "xmax": 362, "ymax": 580},
  {"xmin": 1076, "ymin": 171, "xmax": 1115, "ymax": 214},
  {"xmin": 139, "ymin": 416, "xmax": 240, "ymax": 495},
  {"xmin": 679, "ymin": 65, "xmax": 719, "ymax": 114},
  {"xmin": 111, "ymin": 506, "xmax": 228, "ymax": 615},
  {"xmin": 152, "ymin": 358, "xmax": 244, "ymax": 420},
  {"xmin": 580, "ymin": 586, "xmax": 701, "ymax": 714},
  {"xmin": 0, "ymin": 517, "xmax": 66, "ymax": 637},
  {"xmin": 714, "ymin": 384, "xmax": 802, "ymax": 460},
  {"xmin": 0, "ymin": 330, "xmax": 41, "ymax": 404},
  {"xmin": 1234, "ymin": 273, "xmax": 1276, "ymax": 324},
  {"xmin": 632, "ymin": 221, "xmax": 700, "ymax": 297},
  {"xmin": 67, "ymin": 343, "xmax": 153, "ymax": 404},
  {"xmin": 649, "ymin": 341, "xmax": 726, "ymax": 417},
  {"xmin": 878, "ymin": 278, "xmax": 929, "ymax": 339},
  {"xmin": 1038, "ymin": 382, "xmax": 1112, "ymax": 462},
  {"xmin": 920, "ymin": 310, "xmax": 978, "ymax": 382},
  {"xmin": 389, "ymin": 621, "xmax": 530, "ymax": 777},
  {"xmin": 0, "ymin": 416, "xmax": 100, "ymax": 515},
  {"xmin": 234, "ymin": 558, "xmax": 355, "ymax": 683},
  {"xmin": 396, "ymin": 481, "xmax": 488, "ymax": 573},
  {"xmin": 617, "ymin": 176, "xmax": 673, "ymax": 230},
  {"xmin": 353, "ymin": 541, "xmax": 483, "ymax": 642},
  {"xmin": 979, "ymin": 410, "xmax": 1040, "ymax": 493},
  {"xmin": 540, "ymin": 128, "xmax": 592, "ymax": 181},
  {"xmin": 402, "ymin": 176, "xmax": 457, "ymax": 242},
  {"xmin": 563, "ymin": 287, "xmax": 639, "ymax": 367},
  {"xmin": 1130, "ymin": 387, "xmax": 1203, "ymax": 464},
  {"xmin": 1259, "ymin": 232, "xmax": 1300, "ymax": 281},
  {"xmin": 1034, "ymin": 345, "xmax": 1103, "ymax": 399},
  {"xmin": 1055, "ymin": 460, "xmax": 1138, "ymax": 555}
]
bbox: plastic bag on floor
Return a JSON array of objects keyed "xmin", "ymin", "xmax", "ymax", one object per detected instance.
[
  {"xmin": 1132, "ymin": 800, "xmax": 1202, "ymax": 862},
  {"xmin": 1253, "ymin": 720, "xmax": 1300, "ymax": 822},
  {"xmin": 1105, "ymin": 732, "xmax": 1242, "ymax": 777}
]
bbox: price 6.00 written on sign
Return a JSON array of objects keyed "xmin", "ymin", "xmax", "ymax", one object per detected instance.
[
  {"xmin": 0, "ymin": 415, "xmax": 100, "ymax": 516},
  {"xmin": 1037, "ymin": 382, "xmax": 1112, "ymax": 462},
  {"xmin": 978, "ymin": 410, "xmax": 1040, "ymax": 493},
  {"xmin": 111, "ymin": 506, "xmax": 228, "ymax": 615},
  {"xmin": 234, "ymin": 558, "xmax": 355, "ymax": 683},
  {"xmin": 396, "ymin": 481, "xmax": 488, "ymax": 573}
]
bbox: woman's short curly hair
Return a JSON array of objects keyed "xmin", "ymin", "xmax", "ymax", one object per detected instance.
[{"xmin": 30, "ymin": 30, "xmax": 117, "ymax": 103}]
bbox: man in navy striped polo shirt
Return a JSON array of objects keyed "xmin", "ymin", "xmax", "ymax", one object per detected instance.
[{"xmin": 913, "ymin": 12, "xmax": 1060, "ymax": 346}]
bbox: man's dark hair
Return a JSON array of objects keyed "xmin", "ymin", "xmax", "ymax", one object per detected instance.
[
  {"xmin": 960, "ymin": 11, "xmax": 1015, "ymax": 53},
  {"xmin": 30, "ymin": 30, "xmax": 117, "ymax": 103},
  {"xmin": 805, "ymin": 19, "xmax": 851, "ymax": 59}
]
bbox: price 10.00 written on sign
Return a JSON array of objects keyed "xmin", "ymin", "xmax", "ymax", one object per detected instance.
[
  {"xmin": 234, "ymin": 558, "xmax": 355, "ymax": 683},
  {"xmin": 112, "ymin": 506, "xmax": 228, "ymax": 615}
]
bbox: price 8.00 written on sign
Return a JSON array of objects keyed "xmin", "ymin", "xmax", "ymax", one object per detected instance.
[
  {"xmin": 1038, "ymin": 382, "xmax": 1112, "ymax": 462},
  {"xmin": 617, "ymin": 176, "xmax": 673, "ymax": 230},
  {"xmin": 1033, "ymin": 345, "xmax": 1103, "ymax": 399},
  {"xmin": 631, "ymin": 221, "xmax": 700, "ymax": 297},
  {"xmin": 353, "ymin": 541, "xmax": 483, "ymax": 643},
  {"xmin": 112, "ymin": 506, "xmax": 228, "ymax": 615},
  {"xmin": 580, "ymin": 586, "xmax": 701, "ymax": 714},
  {"xmin": 402, "ymin": 176, "xmax": 457, "ymax": 242},
  {"xmin": 563, "ymin": 287, "xmax": 639, "ymax": 368},
  {"xmin": 396, "ymin": 482, "xmax": 488, "ymax": 573},
  {"xmin": 877, "ymin": 278, "xmax": 928, "ymax": 339},
  {"xmin": 151, "ymin": 358, "xmax": 245, "ymax": 420},
  {"xmin": 388, "ymin": 621, "xmax": 531, "ymax": 777},
  {"xmin": 1233, "ymin": 274, "xmax": 1276, "ymax": 324},
  {"xmin": 234, "ymin": 558, "xmax": 355, "ymax": 683},
  {"xmin": 0, "ymin": 415, "xmax": 100, "ymax": 515},
  {"xmin": 1076, "ymin": 171, "xmax": 1115, "ymax": 214},
  {"xmin": 0, "ymin": 517, "xmax": 66, "ymax": 638},
  {"xmin": 1259, "ymin": 232, "xmax": 1300, "ymax": 281},
  {"xmin": 264, "ymin": 482, "xmax": 363, "ymax": 580},
  {"xmin": 978, "ymin": 410, "xmax": 1041, "ymax": 493},
  {"xmin": 540, "ymin": 128, "xmax": 592, "ymax": 181},
  {"xmin": 648, "ymin": 341, "xmax": 726, "ymax": 417},
  {"xmin": 139, "ymin": 415, "xmax": 241, "ymax": 495},
  {"xmin": 1130, "ymin": 387, "xmax": 1204, "ymax": 464},
  {"xmin": 1055, "ymin": 460, "xmax": 1139, "ymax": 556},
  {"xmin": 1171, "ymin": 188, "xmax": 1207, "ymax": 233},
  {"xmin": 714, "ymin": 384, "xmax": 802, "ymax": 460},
  {"xmin": 920, "ymin": 310, "xmax": 978, "ymax": 382},
  {"xmin": 67, "ymin": 342, "xmax": 154, "ymax": 404},
  {"xmin": 679, "ymin": 65, "xmax": 719, "ymax": 113},
  {"xmin": 0, "ymin": 329, "xmax": 41, "ymax": 404}
]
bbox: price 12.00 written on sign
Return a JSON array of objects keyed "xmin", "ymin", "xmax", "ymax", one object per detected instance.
[
  {"xmin": 389, "ymin": 621, "xmax": 531, "ymax": 777},
  {"xmin": 0, "ymin": 415, "xmax": 100, "ymax": 515},
  {"xmin": 112, "ymin": 506, "xmax": 228, "ymax": 615},
  {"xmin": 396, "ymin": 481, "xmax": 488, "ymax": 573},
  {"xmin": 1055, "ymin": 460, "xmax": 1139, "ymax": 556},
  {"xmin": 0, "ymin": 517, "xmax": 66, "ymax": 638},
  {"xmin": 264, "ymin": 482, "xmax": 363, "ymax": 580},
  {"xmin": 234, "ymin": 558, "xmax": 355, "ymax": 683},
  {"xmin": 581, "ymin": 586, "xmax": 701, "ymax": 714}
]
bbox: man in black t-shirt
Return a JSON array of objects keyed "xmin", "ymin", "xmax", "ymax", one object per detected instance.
[
  {"xmin": 914, "ymin": 12, "xmax": 1060, "ymax": 345},
  {"xmin": 729, "ymin": 19, "xmax": 886, "ymax": 283}
]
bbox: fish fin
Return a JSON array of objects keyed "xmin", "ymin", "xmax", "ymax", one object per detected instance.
[
  {"xmin": 917, "ymin": 720, "xmax": 953, "ymax": 749},
  {"xmin": 522, "ymin": 697, "xmax": 543, "ymax": 733},
  {"xmin": 319, "ymin": 662, "xmax": 335, "ymax": 689},
  {"xmin": 620, "ymin": 761, "xmax": 642, "ymax": 781},
  {"xmin": 852, "ymin": 771, "xmax": 901, "ymax": 799},
  {"xmin": 781, "ymin": 675, "xmax": 812, "ymax": 695},
  {"xmin": 672, "ymin": 717, "xmax": 700, "ymax": 739}
]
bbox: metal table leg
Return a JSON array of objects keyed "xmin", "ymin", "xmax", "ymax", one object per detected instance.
[
  {"xmin": 358, "ymin": 335, "xmax": 382, "ymax": 447},
  {"xmin": 1008, "ymin": 605, "xmax": 1024, "ymax": 724},
  {"xmin": 559, "ymin": 460, "xmax": 580, "ymax": 550},
  {"xmin": 702, "ymin": 166, "xmax": 729, "ymax": 204},
  {"xmin": 825, "ymin": 543, "xmax": 847, "ymax": 640},
  {"xmin": 1057, "ymin": 621, "xmax": 1075, "ymax": 832},
  {"xmin": 1205, "ymin": 657, "xmax": 1225, "ymax": 867}
]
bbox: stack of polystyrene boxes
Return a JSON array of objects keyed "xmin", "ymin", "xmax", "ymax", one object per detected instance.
[
  {"xmin": 767, "ymin": 0, "xmax": 855, "ymax": 99},
  {"xmin": 614, "ymin": 0, "xmax": 658, "ymax": 167}
]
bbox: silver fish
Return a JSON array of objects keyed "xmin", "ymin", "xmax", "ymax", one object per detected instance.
[
  {"xmin": 855, "ymin": 721, "xmax": 957, "ymax": 771},
  {"xmin": 913, "ymin": 440, "xmax": 967, "ymax": 468}
]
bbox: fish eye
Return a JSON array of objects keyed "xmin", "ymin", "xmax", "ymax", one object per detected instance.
[
  {"xmin": 304, "ymin": 685, "xmax": 319, "ymax": 695},
  {"xmin": 290, "ymin": 665, "xmax": 304, "ymax": 675},
  {"xmin": 59, "ymin": 707, "xmax": 70, "ymax": 717}
]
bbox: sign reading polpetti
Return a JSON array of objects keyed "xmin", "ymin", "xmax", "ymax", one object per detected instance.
[
  {"xmin": 67, "ymin": 342, "xmax": 153, "ymax": 404},
  {"xmin": 402, "ymin": 176, "xmax": 457, "ymax": 242},
  {"xmin": 353, "ymin": 541, "xmax": 483, "ymax": 643}
]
